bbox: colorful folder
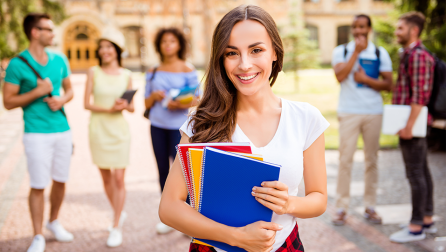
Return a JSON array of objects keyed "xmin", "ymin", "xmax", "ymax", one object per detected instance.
[
  {"xmin": 188, "ymin": 149, "xmax": 263, "ymax": 247},
  {"xmin": 188, "ymin": 149, "xmax": 263, "ymax": 211},
  {"xmin": 195, "ymin": 147, "xmax": 281, "ymax": 252},
  {"xmin": 177, "ymin": 143, "xmax": 252, "ymax": 209}
]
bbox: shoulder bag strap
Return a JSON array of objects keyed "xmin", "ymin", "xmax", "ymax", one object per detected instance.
[
  {"xmin": 16, "ymin": 55, "xmax": 66, "ymax": 117},
  {"xmin": 143, "ymin": 67, "xmax": 158, "ymax": 119},
  {"xmin": 150, "ymin": 67, "xmax": 158, "ymax": 81},
  {"xmin": 343, "ymin": 44, "xmax": 348, "ymax": 59}
]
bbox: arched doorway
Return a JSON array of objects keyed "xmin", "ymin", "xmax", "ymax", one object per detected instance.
[{"xmin": 64, "ymin": 22, "xmax": 100, "ymax": 71}]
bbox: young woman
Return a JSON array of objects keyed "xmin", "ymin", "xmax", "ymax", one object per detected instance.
[
  {"xmin": 159, "ymin": 5, "xmax": 329, "ymax": 252},
  {"xmin": 144, "ymin": 28, "xmax": 199, "ymax": 234},
  {"xmin": 84, "ymin": 30, "xmax": 133, "ymax": 247}
]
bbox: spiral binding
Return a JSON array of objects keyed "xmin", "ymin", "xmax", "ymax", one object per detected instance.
[
  {"xmin": 198, "ymin": 147, "xmax": 207, "ymax": 213},
  {"xmin": 177, "ymin": 146, "xmax": 195, "ymax": 208},
  {"xmin": 186, "ymin": 150, "xmax": 196, "ymax": 209}
]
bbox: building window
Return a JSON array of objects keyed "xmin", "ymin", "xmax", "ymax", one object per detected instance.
[
  {"xmin": 337, "ymin": 25, "xmax": 351, "ymax": 45},
  {"xmin": 305, "ymin": 24, "xmax": 319, "ymax": 46},
  {"xmin": 77, "ymin": 49, "xmax": 81, "ymax": 60},
  {"xmin": 67, "ymin": 50, "xmax": 71, "ymax": 59},
  {"xmin": 123, "ymin": 26, "xmax": 142, "ymax": 58}
]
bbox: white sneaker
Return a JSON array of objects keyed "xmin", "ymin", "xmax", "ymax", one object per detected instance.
[
  {"xmin": 27, "ymin": 234, "xmax": 45, "ymax": 252},
  {"xmin": 390, "ymin": 227, "xmax": 426, "ymax": 243},
  {"xmin": 156, "ymin": 222, "xmax": 174, "ymax": 234},
  {"xmin": 107, "ymin": 228, "xmax": 122, "ymax": 247},
  {"xmin": 108, "ymin": 211, "xmax": 127, "ymax": 231},
  {"xmin": 46, "ymin": 220, "xmax": 74, "ymax": 242},
  {"xmin": 423, "ymin": 224, "xmax": 438, "ymax": 234},
  {"xmin": 398, "ymin": 223, "xmax": 438, "ymax": 234}
]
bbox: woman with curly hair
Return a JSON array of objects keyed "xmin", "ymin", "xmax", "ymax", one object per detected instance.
[{"xmin": 145, "ymin": 27, "xmax": 199, "ymax": 234}]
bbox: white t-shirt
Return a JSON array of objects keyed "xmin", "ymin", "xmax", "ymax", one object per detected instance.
[
  {"xmin": 180, "ymin": 98, "xmax": 330, "ymax": 252},
  {"xmin": 332, "ymin": 41, "xmax": 392, "ymax": 115}
]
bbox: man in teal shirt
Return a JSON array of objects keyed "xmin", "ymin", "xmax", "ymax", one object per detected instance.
[{"xmin": 2, "ymin": 13, "xmax": 74, "ymax": 252}]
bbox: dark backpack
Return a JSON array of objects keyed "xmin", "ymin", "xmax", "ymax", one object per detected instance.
[{"xmin": 405, "ymin": 47, "xmax": 446, "ymax": 119}]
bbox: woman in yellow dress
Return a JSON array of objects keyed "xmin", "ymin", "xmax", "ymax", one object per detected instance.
[{"xmin": 84, "ymin": 28, "xmax": 133, "ymax": 248}]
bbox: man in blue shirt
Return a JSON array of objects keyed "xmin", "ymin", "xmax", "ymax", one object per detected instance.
[
  {"xmin": 2, "ymin": 13, "xmax": 74, "ymax": 252},
  {"xmin": 331, "ymin": 14, "xmax": 393, "ymax": 226}
]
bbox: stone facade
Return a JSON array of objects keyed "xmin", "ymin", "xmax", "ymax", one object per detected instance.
[
  {"xmin": 303, "ymin": 0, "xmax": 394, "ymax": 64},
  {"xmin": 54, "ymin": 0, "xmax": 290, "ymax": 71},
  {"xmin": 52, "ymin": 0, "xmax": 393, "ymax": 70}
]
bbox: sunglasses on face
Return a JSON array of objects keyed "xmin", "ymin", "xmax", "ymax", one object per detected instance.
[{"xmin": 35, "ymin": 27, "xmax": 53, "ymax": 33}]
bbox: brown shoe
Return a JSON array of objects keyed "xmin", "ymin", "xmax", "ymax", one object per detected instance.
[
  {"xmin": 332, "ymin": 210, "xmax": 346, "ymax": 226},
  {"xmin": 364, "ymin": 208, "xmax": 382, "ymax": 224}
]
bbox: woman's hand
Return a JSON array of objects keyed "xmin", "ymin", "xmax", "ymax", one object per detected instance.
[
  {"xmin": 151, "ymin": 90, "xmax": 165, "ymax": 102},
  {"xmin": 234, "ymin": 221, "xmax": 282, "ymax": 252},
  {"xmin": 167, "ymin": 100, "xmax": 182, "ymax": 110},
  {"xmin": 252, "ymin": 181, "xmax": 290, "ymax": 215},
  {"xmin": 109, "ymin": 98, "xmax": 129, "ymax": 113}
]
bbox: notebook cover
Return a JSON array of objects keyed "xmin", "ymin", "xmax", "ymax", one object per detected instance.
[
  {"xmin": 177, "ymin": 143, "xmax": 252, "ymax": 210},
  {"xmin": 382, "ymin": 105, "xmax": 428, "ymax": 137},
  {"xmin": 120, "ymin": 89, "xmax": 137, "ymax": 104},
  {"xmin": 189, "ymin": 149, "xmax": 263, "ymax": 211},
  {"xmin": 197, "ymin": 147, "xmax": 280, "ymax": 252},
  {"xmin": 190, "ymin": 150, "xmax": 263, "ymax": 247},
  {"xmin": 357, "ymin": 58, "xmax": 380, "ymax": 88}
]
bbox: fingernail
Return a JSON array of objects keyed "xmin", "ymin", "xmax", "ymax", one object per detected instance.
[
  {"xmin": 261, "ymin": 182, "xmax": 265, "ymax": 186},
  {"xmin": 251, "ymin": 191, "xmax": 255, "ymax": 195},
  {"xmin": 252, "ymin": 187, "xmax": 257, "ymax": 191},
  {"xmin": 278, "ymin": 225, "xmax": 283, "ymax": 229}
]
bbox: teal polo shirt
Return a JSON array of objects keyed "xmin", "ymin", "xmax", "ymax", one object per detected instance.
[{"xmin": 4, "ymin": 49, "xmax": 71, "ymax": 133}]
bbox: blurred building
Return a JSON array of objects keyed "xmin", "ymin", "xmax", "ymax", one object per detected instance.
[
  {"xmin": 303, "ymin": 0, "xmax": 393, "ymax": 64},
  {"xmin": 54, "ymin": 0, "xmax": 289, "ymax": 71},
  {"xmin": 53, "ymin": 0, "xmax": 393, "ymax": 71}
]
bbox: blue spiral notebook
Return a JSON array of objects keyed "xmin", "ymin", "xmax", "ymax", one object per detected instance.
[
  {"xmin": 196, "ymin": 147, "xmax": 281, "ymax": 252},
  {"xmin": 357, "ymin": 58, "xmax": 380, "ymax": 88}
]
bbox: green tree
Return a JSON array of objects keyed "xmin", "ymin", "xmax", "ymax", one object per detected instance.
[
  {"xmin": 373, "ymin": 0, "xmax": 445, "ymax": 103},
  {"xmin": 396, "ymin": 0, "xmax": 446, "ymax": 60},
  {"xmin": 281, "ymin": 0, "xmax": 319, "ymax": 92},
  {"xmin": 0, "ymin": 0, "xmax": 66, "ymax": 59}
]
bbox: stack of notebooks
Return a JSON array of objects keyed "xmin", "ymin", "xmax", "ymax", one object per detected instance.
[{"xmin": 177, "ymin": 143, "xmax": 281, "ymax": 252}]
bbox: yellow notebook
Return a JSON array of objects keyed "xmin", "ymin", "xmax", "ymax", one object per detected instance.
[{"xmin": 188, "ymin": 149, "xmax": 263, "ymax": 247}]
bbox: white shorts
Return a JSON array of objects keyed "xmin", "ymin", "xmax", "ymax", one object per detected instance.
[{"xmin": 23, "ymin": 131, "xmax": 72, "ymax": 189}]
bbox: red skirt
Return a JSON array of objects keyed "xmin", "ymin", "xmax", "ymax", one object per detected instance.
[{"xmin": 189, "ymin": 224, "xmax": 304, "ymax": 252}]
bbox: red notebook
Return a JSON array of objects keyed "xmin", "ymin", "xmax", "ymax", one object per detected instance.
[{"xmin": 176, "ymin": 143, "xmax": 252, "ymax": 208}]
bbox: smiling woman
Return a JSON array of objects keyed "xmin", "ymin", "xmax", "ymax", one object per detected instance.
[{"xmin": 159, "ymin": 5, "xmax": 330, "ymax": 252}]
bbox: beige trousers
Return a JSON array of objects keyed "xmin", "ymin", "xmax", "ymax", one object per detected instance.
[{"xmin": 335, "ymin": 114, "xmax": 382, "ymax": 210}]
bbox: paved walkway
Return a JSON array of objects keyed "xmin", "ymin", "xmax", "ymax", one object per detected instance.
[{"xmin": 0, "ymin": 73, "xmax": 444, "ymax": 252}]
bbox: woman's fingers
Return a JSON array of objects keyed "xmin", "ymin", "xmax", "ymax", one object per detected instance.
[
  {"xmin": 261, "ymin": 181, "xmax": 288, "ymax": 191},
  {"xmin": 253, "ymin": 186, "xmax": 288, "ymax": 202},
  {"xmin": 256, "ymin": 197, "xmax": 287, "ymax": 215},
  {"xmin": 257, "ymin": 221, "xmax": 283, "ymax": 231},
  {"xmin": 252, "ymin": 190, "xmax": 285, "ymax": 205}
]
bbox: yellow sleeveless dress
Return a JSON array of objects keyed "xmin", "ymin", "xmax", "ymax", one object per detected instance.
[{"xmin": 89, "ymin": 66, "xmax": 131, "ymax": 169}]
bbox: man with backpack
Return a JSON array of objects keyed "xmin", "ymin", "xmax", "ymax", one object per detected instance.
[
  {"xmin": 331, "ymin": 14, "xmax": 393, "ymax": 226},
  {"xmin": 2, "ymin": 13, "xmax": 74, "ymax": 252},
  {"xmin": 390, "ymin": 11, "xmax": 437, "ymax": 243}
]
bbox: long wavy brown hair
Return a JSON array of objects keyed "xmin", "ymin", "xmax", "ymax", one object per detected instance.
[{"xmin": 189, "ymin": 5, "xmax": 284, "ymax": 143}]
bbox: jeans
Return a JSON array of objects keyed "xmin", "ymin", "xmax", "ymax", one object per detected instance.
[
  {"xmin": 150, "ymin": 125, "xmax": 181, "ymax": 192},
  {"xmin": 399, "ymin": 137, "xmax": 434, "ymax": 226}
]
